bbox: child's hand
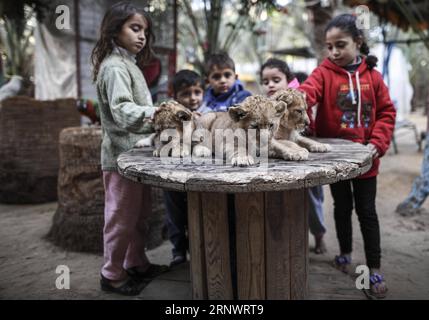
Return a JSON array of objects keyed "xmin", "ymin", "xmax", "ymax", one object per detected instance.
[
  {"xmin": 150, "ymin": 106, "xmax": 159, "ymax": 120},
  {"xmin": 367, "ymin": 143, "xmax": 379, "ymax": 159}
]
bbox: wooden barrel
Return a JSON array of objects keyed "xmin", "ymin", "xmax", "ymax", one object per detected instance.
[
  {"xmin": 0, "ymin": 97, "xmax": 80, "ymax": 203},
  {"xmin": 47, "ymin": 127, "xmax": 166, "ymax": 253}
]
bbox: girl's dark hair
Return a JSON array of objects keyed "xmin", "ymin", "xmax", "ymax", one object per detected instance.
[
  {"xmin": 260, "ymin": 58, "xmax": 295, "ymax": 82},
  {"xmin": 325, "ymin": 13, "xmax": 378, "ymax": 70},
  {"xmin": 91, "ymin": 1, "xmax": 155, "ymax": 81}
]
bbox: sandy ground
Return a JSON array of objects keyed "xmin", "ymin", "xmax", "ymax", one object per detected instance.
[{"xmin": 1, "ymin": 113, "xmax": 429, "ymax": 300}]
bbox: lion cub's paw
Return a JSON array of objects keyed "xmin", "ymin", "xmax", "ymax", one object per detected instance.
[
  {"xmin": 231, "ymin": 155, "xmax": 254, "ymax": 167},
  {"xmin": 193, "ymin": 145, "xmax": 212, "ymax": 158},
  {"xmin": 309, "ymin": 143, "xmax": 332, "ymax": 153},
  {"xmin": 297, "ymin": 149, "xmax": 310, "ymax": 160},
  {"xmin": 153, "ymin": 148, "xmax": 161, "ymax": 157},
  {"xmin": 135, "ymin": 137, "xmax": 152, "ymax": 148},
  {"xmin": 283, "ymin": 149, "xmax": 309, "ymax": 161}
]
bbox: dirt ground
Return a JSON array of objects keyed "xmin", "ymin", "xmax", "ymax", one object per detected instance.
[{"xmin": 1, "ymin": 113, "xmax": 428, "ymax": 300}]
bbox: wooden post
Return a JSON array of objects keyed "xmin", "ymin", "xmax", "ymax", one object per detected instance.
[
  {"xmin": 201, "ymin": 192, "xmax": 233, "ymax": 299},
  {"xmin": 287, "ymin": 189, "xmax": 309, "ymax": 299},
  {"xmin": 187, "ymin": 192, "xmax": 207, "ymax": 299},
  {"xmin": 235, "ymin": 192, "xmax": 266, "ymax": 299},
  {"xmin": 265, "ymin": 191, "xmax": 291, "ymax": 299},
  {"xmin": 265, "ymin": 189, "xmax": 309, "ymax": 299}
]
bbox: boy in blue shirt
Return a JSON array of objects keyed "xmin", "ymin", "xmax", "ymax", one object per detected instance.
[{"xmin": 198, "ymin": 52, "xmax": 251, "ymax": 113}]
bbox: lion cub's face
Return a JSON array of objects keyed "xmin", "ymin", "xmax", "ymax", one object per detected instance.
[
  {"xmin": 228, "ymin": 95, "xmax": 287, "ymax": 139},
  {"xmin": 272, "ymin": 88, "xmax": 310, "ymax": 132},
  {"xmin": 153, "ymin": 100, "xmax": 193, "ymax": 133}
]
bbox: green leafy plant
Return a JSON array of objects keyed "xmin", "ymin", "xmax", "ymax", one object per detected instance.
[
  {"xmin": 0, "ymin": 1, "xmax": 48, "ymax": 83},
  {"xmin": 178, "ymin": 0, "xmax": 278, "ymax": 73}
]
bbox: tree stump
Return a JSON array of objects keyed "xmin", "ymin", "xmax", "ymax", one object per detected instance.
[
  {"xmin": 0, "ymin": 97, "xmax": 80, "ymax": 203},
  {"xmin": 47, "ymin": 127, "xmax": 166, "ymax": 253},
  {"xmin": 47, "ymin": 126, "xmax": 105, "ymax": 253}
]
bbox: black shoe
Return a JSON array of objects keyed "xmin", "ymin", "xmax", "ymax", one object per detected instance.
[
  {"xmin": 126, "ymin": 264, "xmax": 170, "ymax": 282},
  {"xmin": 100, "ymin": 274, "xmax": 147, "ymax": 296}
]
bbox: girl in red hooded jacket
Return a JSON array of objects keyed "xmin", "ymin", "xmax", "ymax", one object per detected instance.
[{"xmin": 299, "ymin": 14, "xmax": 396, "ymax": 299}]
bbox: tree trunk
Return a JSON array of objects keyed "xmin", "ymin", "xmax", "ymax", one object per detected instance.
[
  {"xmin": 306, "ymin": 0, "xmax": 338, "ymax": 64},
  {"xmin": 47, "ymin": 127, "xmax": 167, "ymax": 253}
]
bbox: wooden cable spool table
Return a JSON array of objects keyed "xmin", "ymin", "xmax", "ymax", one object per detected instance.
[{"xmin": 117, "ymin": 138, "xmax": 372, "ymax": 300}]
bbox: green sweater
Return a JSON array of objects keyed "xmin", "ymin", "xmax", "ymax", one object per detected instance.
[{"xmin": 96, "ymin": 48, "xmax": 155, "ymax": 171}]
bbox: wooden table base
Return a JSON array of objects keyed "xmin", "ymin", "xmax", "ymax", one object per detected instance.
[
  {"xmin": 187, "ymin": 190, "xmax": 309, "ymax": 300},
  {"xmin": 118, "ymin": 140, "xmax": 371, "ymax": 299}
]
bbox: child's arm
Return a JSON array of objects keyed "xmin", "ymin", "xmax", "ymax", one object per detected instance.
[
  {"xmin": 104, "ymin": 65, "xmax": 155, "ymax": 133},
  {"xmin": 298, "ymin": 68, "xmax": 324, "ymax": 134},
  {"xmin": 368, "ymin": 71, "xmax": 397, "ymax": 157},
  {"xmin": 299, "ymin": 67, "xmax": 324, "ymax": 108}
]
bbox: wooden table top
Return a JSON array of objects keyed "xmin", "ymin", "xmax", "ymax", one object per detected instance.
[{"xmin": 117, "ymin": 138, "xmax": 372, "ymax": 193}]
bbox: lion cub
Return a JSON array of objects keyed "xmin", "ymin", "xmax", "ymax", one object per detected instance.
[
  {"xmin": 135, "ymin": 100, "xmax": 198, "ymax": 157},
  {"xmin": 193, "ymin": 95, "xmax": 291, "ymax": 166},
  {"xmin": 271, "ymin": 88, "xmax": 331, "ymax": 160}
]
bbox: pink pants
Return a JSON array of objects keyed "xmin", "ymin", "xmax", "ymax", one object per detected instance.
[{"xmin": 101, "ymin": 171, "xmax": 151, "ymax": 280}]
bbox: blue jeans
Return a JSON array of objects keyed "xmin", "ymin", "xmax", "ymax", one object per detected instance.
[
  {"xmin": 398, "ymin": 135, "xmax": 429, "ymax": 209},
  {"xmin": 308, "ymin": 186, "xmax": 326, "ymax": 236},
  {"xmin": 163, "ymin": 191, "xmax": 188, "ymax": 257}
]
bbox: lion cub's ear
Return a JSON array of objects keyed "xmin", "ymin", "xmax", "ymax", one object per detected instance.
[
  {"xmin": 274, "ymin": 101, "xmax": 287, "ymax": 117},
  {"xmin": 158, "ymin": 101, "xmax": 170, "ymax": 109},
  {"xmin": 228, "ymin": 105, "xmax": 249, "ymax": 122},
  {"xmin": 176, "ymin": 110, "xmax": 192, "ymax": 121}
]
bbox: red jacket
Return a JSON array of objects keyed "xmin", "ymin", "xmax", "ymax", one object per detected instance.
[{"xmin": 299, "ymin": 57, "xmax": 396, "ymax": 178}]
